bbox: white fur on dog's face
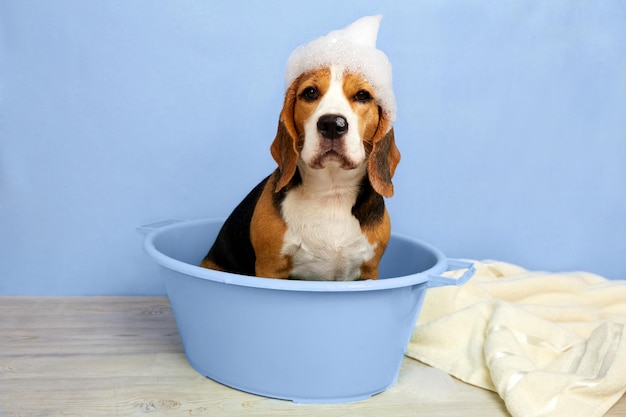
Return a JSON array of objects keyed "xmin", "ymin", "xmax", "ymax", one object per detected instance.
[
  {"xmin": 293, "ymin": 66, "xmax": 381, "ymax": 175},
  {"xmin": 300, "ymin": 66, "xmax": 365, "ymax": 170}
]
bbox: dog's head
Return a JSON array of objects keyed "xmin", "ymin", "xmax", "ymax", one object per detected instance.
[{"xmin": 271, "ymin": 65, "xmax": 400, "ymax": 198}]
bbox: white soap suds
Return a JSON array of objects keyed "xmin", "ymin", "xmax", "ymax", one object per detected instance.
[{"xmin": 285, "ymin": 15, "xmax": 396, "ymax": 128}]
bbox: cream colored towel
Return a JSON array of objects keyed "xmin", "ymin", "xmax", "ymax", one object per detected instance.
[{"xmin": 407, "ymin": 261, "xmax": 626, "ymax": 417}]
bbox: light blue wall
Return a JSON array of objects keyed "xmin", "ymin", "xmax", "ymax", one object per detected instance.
[{"xmin": 1, "ymin": 1, "xmax": 624, "ymax": 295}]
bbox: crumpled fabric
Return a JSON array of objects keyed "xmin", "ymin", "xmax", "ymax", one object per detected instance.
[{"xmin": 406, "ymin": 260, "xmax": 626, "ymax": 417}]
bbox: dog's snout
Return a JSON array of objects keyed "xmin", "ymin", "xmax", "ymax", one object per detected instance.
[{"xmin": 317, "ymin": 114, "xmax": 348, "ymax": 140}]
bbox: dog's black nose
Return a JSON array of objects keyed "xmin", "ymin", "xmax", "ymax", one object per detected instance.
[{"xmin": 317, "ymin": 114, "xmax": 348, "ymax": 139}]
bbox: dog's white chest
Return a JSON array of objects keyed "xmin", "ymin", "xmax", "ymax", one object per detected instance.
[{"xmin": 280, "ymin": 186, "xmax": 375, "ymax": 281}]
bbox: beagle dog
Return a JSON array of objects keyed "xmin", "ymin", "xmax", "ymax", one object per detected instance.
[{"xmin": 201, "ymin": 65, "xmax": 400, "ymax": 281}]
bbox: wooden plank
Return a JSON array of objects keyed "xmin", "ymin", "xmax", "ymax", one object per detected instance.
[{"xmin": 0, "ymin": 297, "xmax": 624, "ymax": 417}]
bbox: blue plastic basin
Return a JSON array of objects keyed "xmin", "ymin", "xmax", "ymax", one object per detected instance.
[{"xmin": 142, "ymin": 218, "xmax": 473, "ymax": 403}]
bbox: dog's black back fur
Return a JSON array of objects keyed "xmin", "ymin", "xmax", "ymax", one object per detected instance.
[{"xmin": 203, "ymin": 176, "xmax": 269, "ymax": 276}]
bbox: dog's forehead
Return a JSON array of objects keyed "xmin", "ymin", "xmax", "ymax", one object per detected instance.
[{"xmin": 295, "ymin": 66, "xmax": 373, "ymax": 97}]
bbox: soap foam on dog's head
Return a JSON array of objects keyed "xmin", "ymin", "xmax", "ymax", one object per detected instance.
[{"xmin": 284, "ymin": 15, "xmax": 396, "ymax": 129}]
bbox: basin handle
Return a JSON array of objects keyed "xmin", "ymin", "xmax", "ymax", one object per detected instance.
[
  {"xmin": 427, "ymin": 259, "xmax": 475, "ymax": 288},
  {"xmin": 135, "ymin": 218, "xmax": 188, "ymax": 235}
]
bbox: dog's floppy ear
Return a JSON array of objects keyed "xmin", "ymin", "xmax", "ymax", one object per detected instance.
[
  {"xmin": 270, "ymin": 77, "xmax": 301, "ymax": 192},
  {"xmin": 368, "ymin": 111, "xmax": 400, "ymax": 198}
]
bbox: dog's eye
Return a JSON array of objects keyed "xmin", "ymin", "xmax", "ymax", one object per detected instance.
[
  {"xmin": 301, "ymin": 87, "xmax": 319, "ymax": 101},
  {"xmin": 354, "ymin": 90, "xmax": 372, "ymax": 103}
]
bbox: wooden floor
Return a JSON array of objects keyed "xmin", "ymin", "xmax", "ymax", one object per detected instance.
[{"xmin": 0, "ymin": 297, "xmax": 624, "ymax": 417}]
